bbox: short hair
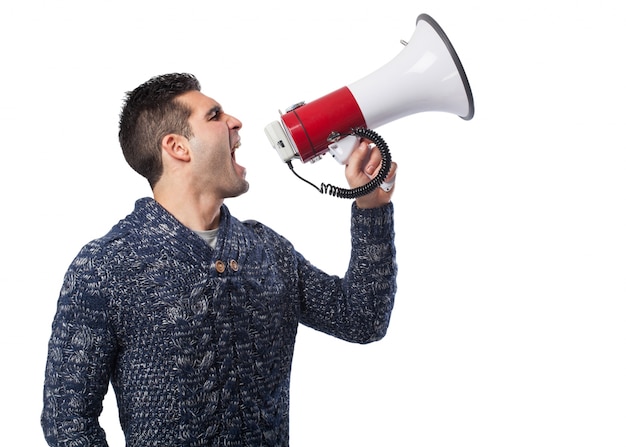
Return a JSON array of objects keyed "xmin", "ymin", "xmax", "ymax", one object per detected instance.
[{"xmin": 118, "ymin": 73, "xmax": 201, "ymax": 188}]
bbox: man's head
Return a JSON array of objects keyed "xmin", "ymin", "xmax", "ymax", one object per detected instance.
[{"xmin": 119, "ymin": 73, "xmax": 201, "ymax": 188}]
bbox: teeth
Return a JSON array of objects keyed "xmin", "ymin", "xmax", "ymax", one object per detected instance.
[{"xmin": 232, "ymin": 141, "xmax": 241, "ymax": 150}]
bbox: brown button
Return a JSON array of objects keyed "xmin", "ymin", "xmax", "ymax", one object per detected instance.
[
  {"xmin": 215, "ymin": 260, "xmax": 226, "ymax": 273},
  {"xmin": 229, "ymin": 260, "xmax": 239, "ymax": 272}
]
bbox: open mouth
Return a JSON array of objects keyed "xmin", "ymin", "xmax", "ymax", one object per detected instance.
[
  {"xmin": 231, "ymin": 141, "xmax": 241, "ymax": 157},
  {"xmin": 230, "ymin": 141, "xmax": 246, "ymax": 179}
]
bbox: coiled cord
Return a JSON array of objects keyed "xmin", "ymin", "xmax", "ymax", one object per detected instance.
[{"xmin": 287, "ymin": 128, "xmax": 392, "ymax": 199}]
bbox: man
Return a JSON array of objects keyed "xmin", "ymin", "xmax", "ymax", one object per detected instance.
[{"xmin": 41, "ymin": 73, "xmax": 398, "ymax": 446}]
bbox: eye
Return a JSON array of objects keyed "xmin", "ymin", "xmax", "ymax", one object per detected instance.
[{"xmin": 207, "ymin": 107, "xmax": 223, "ymax": 121}]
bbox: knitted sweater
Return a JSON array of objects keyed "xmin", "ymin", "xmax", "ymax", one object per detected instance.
[{"xmin": 42, "ymin": 198, "xmax": 396, "ymax": 447}]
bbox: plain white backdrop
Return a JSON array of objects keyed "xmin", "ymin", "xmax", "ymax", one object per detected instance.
[{"xmin": 1, "ymin": 0, "xmax": 624, "ymax": 445}]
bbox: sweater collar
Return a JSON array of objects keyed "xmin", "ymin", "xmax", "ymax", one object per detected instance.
[{"xmin": 130, "ymin": 197, "xmax": 246, "ymax": 267}]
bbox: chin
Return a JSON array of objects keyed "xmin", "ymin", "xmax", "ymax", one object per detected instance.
[{"xmin": 226, "ymin": 181, "xmax": 249, "ymax": 199}]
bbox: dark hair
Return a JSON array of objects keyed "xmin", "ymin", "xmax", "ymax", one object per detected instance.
[{"xmin": 118, "ymin": 73, "xmax": 201, "ymax": 187}]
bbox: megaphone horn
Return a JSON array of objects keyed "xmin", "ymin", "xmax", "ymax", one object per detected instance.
[{"xmin": 265, "ymin": 13, "xmax": 474, "ymax": 197}]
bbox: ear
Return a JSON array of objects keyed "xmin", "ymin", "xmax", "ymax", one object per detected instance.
[{"xmin": 162, "ymin": 134, "xmax": 191, "ymax": 162}]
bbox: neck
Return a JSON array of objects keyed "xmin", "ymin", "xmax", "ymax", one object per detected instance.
[{"xmin": 153, "ymin": 184, "xmax": 223, "ymax": 231}]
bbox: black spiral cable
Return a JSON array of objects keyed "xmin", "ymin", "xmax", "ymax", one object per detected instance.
[{"xmin": 287, "ymin": 127, "xmax": 392, "ymax": 199}]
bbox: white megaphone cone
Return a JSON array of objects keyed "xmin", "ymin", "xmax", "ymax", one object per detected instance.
[
  {"xmin": 264, "ymin": 13, "xmax": 474, "ymax": 197},
  {"xmin": 350, "ymin": 13, "xmax": 474, "ymax": 129}
]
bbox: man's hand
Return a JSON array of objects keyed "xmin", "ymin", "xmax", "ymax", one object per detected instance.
[{"xmin": 345, "ymin": 139, "xmax": 398, "ymax": 209}]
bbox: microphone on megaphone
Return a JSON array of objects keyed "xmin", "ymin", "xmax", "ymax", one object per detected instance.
[{"xmin": 264, "ymin": 13, "xmax": 474, "ymax": 198}]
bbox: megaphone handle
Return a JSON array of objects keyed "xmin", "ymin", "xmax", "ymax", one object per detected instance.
[
  {"xmin": 286, "ymin": 128, "xmax": 392, "ymax": 199},
  {"xmin": 329, "ymin": 135, "xmax": 394, "ymax": 191},
  {"xmin": 323, "ymin": 128, "xmax": 393, "ymax": 198},
  {"xmin": 328, "ymin": 135, "xmax": 360, "ymax": 165}
]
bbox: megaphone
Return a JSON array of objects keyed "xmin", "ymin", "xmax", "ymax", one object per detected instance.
[{"xmin": 264, "ymin": 13, "xmax": 474, "ymax": 198}]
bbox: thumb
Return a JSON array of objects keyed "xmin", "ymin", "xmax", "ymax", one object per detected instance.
[{"xmin": 345, "ymin": 140, "xmax": 371, "ymax": 187}]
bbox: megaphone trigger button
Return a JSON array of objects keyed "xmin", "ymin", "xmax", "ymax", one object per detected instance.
[
  {"xmin": 285, "ymin": 101, "xmax": 305, "ymax": 113},
  {"xmin": 327, "ymin": 131, "xmax": 341, "ymax": 143}
]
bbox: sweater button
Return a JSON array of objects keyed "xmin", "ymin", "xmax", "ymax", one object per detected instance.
[
  {"xmin": 229, "ymin": 260, "xmax": 239, "ymax": 272},
  {"xmin": 215, "ymin": 260, "xmax": 226, "ymax": 273}
]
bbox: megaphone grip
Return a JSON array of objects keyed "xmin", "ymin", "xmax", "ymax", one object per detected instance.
[
  {"xmin": 319, "ymin": 128, "xmax": 392, "ymax": 199},
  {"xmin": 287, "ymin": 128, "xmax": 392, "ymax": 199}
]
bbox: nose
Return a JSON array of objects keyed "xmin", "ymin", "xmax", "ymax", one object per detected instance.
[{"xmin": 227, "ymin": 114, "xmax": 242, "ymax": 130}]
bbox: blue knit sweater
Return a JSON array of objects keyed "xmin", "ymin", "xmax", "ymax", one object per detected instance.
[{"xmin": 42, "ymin": 198, "xmax": 396, "ymax": 446}]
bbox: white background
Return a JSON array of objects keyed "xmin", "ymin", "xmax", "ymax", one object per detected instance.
[{"xmin": 1, "ymin": 0, "xmax": 625, "ymax": 446}]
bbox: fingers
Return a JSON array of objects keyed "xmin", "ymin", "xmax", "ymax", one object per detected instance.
[
  {"xmin": 363, "ymin": 145, "xmax": 395, "ymax": 186},
  {"xmin": 354, "ymin": 161, "xmax": 397, "ymax": 209},
  {"xmin": 346, "ymin": 140, "xmax": 381, "ymax": 175},
  {"xmin": 349, "ymin": 141, "xmax": 398, "ymax": 209},
  {"xmin": 346, "ymin": 139, "xmax": 396, "ymax": 183},
  {"xmin": 363, "ymin": 143, "xmax": 383, "ymax": 177}
]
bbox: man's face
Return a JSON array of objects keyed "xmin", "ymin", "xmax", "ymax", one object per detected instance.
[{"xmin": 179, "ymin": 90, "xmax": 248, "ymax": 198}]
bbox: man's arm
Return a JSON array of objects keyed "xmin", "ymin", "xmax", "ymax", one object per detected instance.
[
  {"xmin": 296, "ymin": 201, "xmax": 397, "ymax": 343},
  {"xmin": 41, "ymin": 251, "xmax": 116, "ymax": 447},
  {"xmin": 297, "ymin": 140, "xmax": 398, "ymax": 342}
]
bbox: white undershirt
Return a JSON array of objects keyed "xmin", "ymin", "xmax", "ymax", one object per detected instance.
[{"xmin": 194, "ymin": 228, "xmax": 218, "ymax": 249}]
